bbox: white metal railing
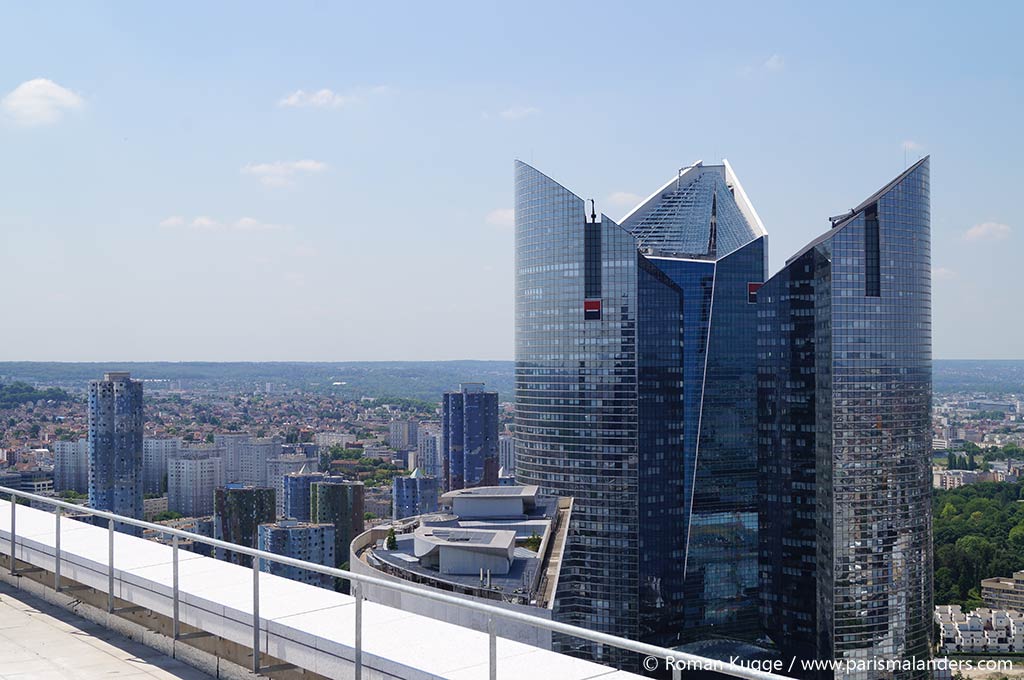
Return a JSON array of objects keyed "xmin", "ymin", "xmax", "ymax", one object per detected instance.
[{"xmin": 0, "ymin": 486, "xmax": 792, "ymax": 680}]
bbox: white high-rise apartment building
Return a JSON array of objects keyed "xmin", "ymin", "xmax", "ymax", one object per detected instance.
[
  {"xmin": 215, "ymin": 434, "xmax": 282, "ymax": 486},
  {"xmin": 167, "ymin": 445, "xmax": 224, "ymax": 517},
  {"xmin": 53, "ymin": 439, "xmax": 89, "ymax": 494},
  {"xmin": 416, "ymin": 428, "xmax": 442, "ymax": 479},
  {"xmin": 143, "ymin": 438, "xmax": 182, "ymax": 495}
]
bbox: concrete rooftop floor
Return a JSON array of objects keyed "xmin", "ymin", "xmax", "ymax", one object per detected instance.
[{"xmin": 0, "ymin": 580, "xmax": 210, "ymax": 680}]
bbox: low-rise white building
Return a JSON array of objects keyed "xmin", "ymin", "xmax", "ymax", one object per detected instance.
[{"xmin": 935, "ymin": 604, "xmax": 1024, "ymax": 654}]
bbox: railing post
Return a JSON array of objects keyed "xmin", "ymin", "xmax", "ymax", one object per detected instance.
[
  {"xmin": 172, "ymin": 534, "xmax": 180, "ymax": 639},
  {"xmin": 252, "ymin": 556, "xmax": 260, "ymax": 674},
  {"xmin": 488, "ymin": 615, "xmax": 497, "ymax": 680},
  {"xmin": 107, "ymin": 519, "xmax": 115, "ymax": 612},
  {"xmin": 354, "ymin": 581, "xmax": 363, "ymax": 680},
  {"xmin": 54, "ymin": 506, "xmax": 62, "ymax": 591},
  {"xmin": 9, "ymin": 494, "xmax": 15, "ymax": 575}
]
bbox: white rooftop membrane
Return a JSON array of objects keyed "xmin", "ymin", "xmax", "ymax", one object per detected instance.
[{"xmin": 0, "ymin": 500, "xmax": 640, "ymax": 680}]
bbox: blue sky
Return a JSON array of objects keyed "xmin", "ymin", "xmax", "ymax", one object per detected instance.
[{"xmin": 1, "ymin": 2, "xmax": 1020, "ymax": 361}]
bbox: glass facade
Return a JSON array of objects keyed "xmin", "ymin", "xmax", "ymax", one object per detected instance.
[
  {"xmin": 88, "ymin": 372, "xmax": 144, "ymax": 532},
  {"xmin": 758, "ymin": 157, "xmax": 932, "ymax": 678},
  {"xmin": 442, "ymin": 383, "xmax": 500, "ymax": 491},
  {"xmin": 514, "ymin": 160, "xmax": 765, "ymax": 656},
  {"xmin": 214, "ymin": 485, "xmax": 277, "ymax": 567},
  {"xmin": 258, "ymin": 521, "xmax": 336, "ymax": 589},
  {"xmin": 283, "ymin": 469, "xmax": 326, "ymax": 521},
  {"xmin": 393, "ymin": 470, "xmax": 440, "ymax": 519},
  {"xmin": 311, "ymin": 480, "xmax": 365, "ymax": 574}
]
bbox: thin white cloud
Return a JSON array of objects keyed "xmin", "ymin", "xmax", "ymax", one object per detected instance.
[
  {"xmin": 499, "ymin": 106, "xmax": 540, "ymax": 121},
  {"xmin": 739, "ymin": 55, "xmax": 785, "ymax": 77},
  {"xmin": 608, "ymin": 191, "xmax": 643, "ymax": 208},
  {"xmin": 486, "ymin": 208, "xmax": 515, "ymax": 229},
  {"xmin": 277, "ymin": 85, "xmax": 393, "ymax": 109},
  {"xmin": 159, "ymin": 216, "xmax": 289, "ymax": 232},
  {"xmin": 964, "ymin": 222, "xmax": 1011, "ymax": 242},
  {"xmin": 233, "ymin": 217, "xmax": 287, "ymax": 232},
  {"xmin": 159, "ymin": 216, "xmax": 185, "ymax": 228},
  {"xmin": 933, "ymin": 267, "xmax": 958, "ymax": 281},
  {"xmin": 241, "ymin": 159, "xmax": 328, "ymax": 187},
  {"xmin": 1, "ymin": 78, "xmax": 83, "ymax": 125},
  {"xmin": 191, "ymin": 216, "xmax": 219, "ymax": 229}
]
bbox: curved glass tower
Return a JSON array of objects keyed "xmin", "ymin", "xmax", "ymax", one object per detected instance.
[
  {"xmin": 758, "ymin": 157, "xmax": 932, "ymax": 678},
  {"xmin": 514, "ymin": 160, "xmax": 766, "ymax": 654}
]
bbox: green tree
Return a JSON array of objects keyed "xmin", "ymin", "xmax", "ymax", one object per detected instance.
[{"xmin": 386, "ymin": 527, "xmax": 397, "ymax": 550}]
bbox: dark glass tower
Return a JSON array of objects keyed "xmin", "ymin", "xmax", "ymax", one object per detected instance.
[
  {"xmin": 311, "ymin": 480, "xmax": 365, "ymax": 572},
  {"xmin": 442, "ymin": 383, "xmax": 499, "ymax": 491},
  {"xmin": 88, "ymin": 372, "xmax": 144, "ymax": 530},
  {"xmin": 758, "ymin": 157, "xmax": 932, "ymax": 678},
  {"xmin": 514, "ymin": 160, "xmax": 766, "ymax": 654},
  {"xmin": 214, "ymin": 484, "xmax": 276, "ymax": 567}
]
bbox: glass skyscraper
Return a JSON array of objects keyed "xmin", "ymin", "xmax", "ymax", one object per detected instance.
[
  {"xmin": 88, "ymin": 372, "xmax": 144, "ymax": 529},
  {"xmin": 514, "ymin": 160, "xmax": 766, "ymax": 654},
  {"xmin": 393, "ymin": 468, "xmax": 440, "ymax": 520},
  {"xmin": 757, "ymin": 157, "xmax": 932, "ymax": 678},
  {"xmin": 442, "ymin": 383, "xmax": 499, "ymax": 492}
]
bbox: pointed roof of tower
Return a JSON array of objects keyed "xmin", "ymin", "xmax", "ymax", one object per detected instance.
[{"xmin": 619, "ymin": 160, "xmax": 767, "ymax": 261}]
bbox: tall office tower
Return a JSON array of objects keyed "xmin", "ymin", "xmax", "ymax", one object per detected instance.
[
  {"xmin": 53, "ymin": 438, "xmax": 89, "ymax": 494},
  {"xmin": 758, "ymin": 158, "xmax": 932, "ymax": 678},
  {"xmin": 167, "ymin": 446, "xmax": 224, "ymax": 517},
  {"xmin": 216, "ymin": 433, "xmax": 282, "ymax": 486},
  {"xmin": 498, "ymin": 434, "xmax": 515, "ymax": 476},
  {"xmin": 283, "ymin": 466, "xmax": 326, "ymax": 521},
  {"xmin": 392, "ymin": 469, "xmax": 440, "ymax": 520},
  {"xmin": 143, "ymin": 437, "xmax": 182, "ymax": 495},
  {"xmin": 214, "ymin": 484, "xmax": 276, "ymax": 567},
  {"xmin": 311, "ymin": 480, "xmax": 365, "ymax": 570},
  {"xmin": 88, "ymin": 372, "xmax": 145, "ymax": 527},
  {"xmin": 514, "ymin": 160, "xmax": 766, "ymax": 652},
  {"xmin": 268, "ymin": 453, "xmax": 319, "ymax": 516},
  {"xmin": 257, "ymin": 520, "xmax": 336, "ymax": 589},
  {"xmin": 388, "ymin": 419, "xmax": 419, "ymax": 450},
  {"xmin": 416, "ymin": 429, "xmax": 442, "ymax": 479},
  {"xmin": 442, "ymin": 383, "xmax": 499, "ymax": 492}
]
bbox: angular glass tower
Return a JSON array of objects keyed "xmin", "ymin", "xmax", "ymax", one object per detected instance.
[
  {"xmin": 757, "ymin": 157, "xmax": 932, "ymax": 678},
  {"xmin": 88, "ymin": 372, "xmax": 144, "ymax": 529},
  {"xmin": 514, "ymin": 160, "xmax": 766, "ymax": 654}
]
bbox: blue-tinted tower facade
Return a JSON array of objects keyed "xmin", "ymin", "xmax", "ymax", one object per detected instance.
[
  {"xmin": 258, "ymin": 521, "xmax": 336, "ymax": 589},
  {"xmin": 393, "ymin": 468, "xmax": 440, "ymax": 520},
  {"xmin": 514, "ymin": 160, "xmax": 766, "ymax": 654},
  {"xmin": 758, "ymin": 158, "xmax": 932, "ymax": 678},
  {"xmin": 283, "ymin": 467, "xmax": 325, "ymax": 521},
  {"xmin": 442, "ymin": 383, "xmax": 499, "ymax": 491},
  {"xmin": 88, "ymin": 372, "xmax": 144, "ymax": 529}
]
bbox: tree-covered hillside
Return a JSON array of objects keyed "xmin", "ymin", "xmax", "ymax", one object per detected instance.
[{"xmin": 934, "ymin": 482, "xmax": 1024, "ymax": 609}]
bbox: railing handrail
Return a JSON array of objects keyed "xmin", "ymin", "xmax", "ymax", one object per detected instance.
[{"xmin": 0, "ymin": 485, "xmax": 792, "ymax": 680}]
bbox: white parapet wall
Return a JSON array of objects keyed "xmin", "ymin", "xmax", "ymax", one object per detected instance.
[{"xmin": 0, "ymin": 499, "xmax": 641, "ymax": 680}]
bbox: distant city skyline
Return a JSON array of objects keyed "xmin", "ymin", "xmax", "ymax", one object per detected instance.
[{"xmin": 1, "ymin": 3, "xmax": 1021, "ymax": 361}]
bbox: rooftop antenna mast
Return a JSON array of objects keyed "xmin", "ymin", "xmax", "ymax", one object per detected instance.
[{"xmin": 589, "ymin": 199, "xmax": 597, "ymax": 223}]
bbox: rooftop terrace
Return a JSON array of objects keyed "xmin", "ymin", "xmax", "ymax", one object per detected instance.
[{"xmin": 0, "ymin": 485, "xmax": 791, "ymax": 680}]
